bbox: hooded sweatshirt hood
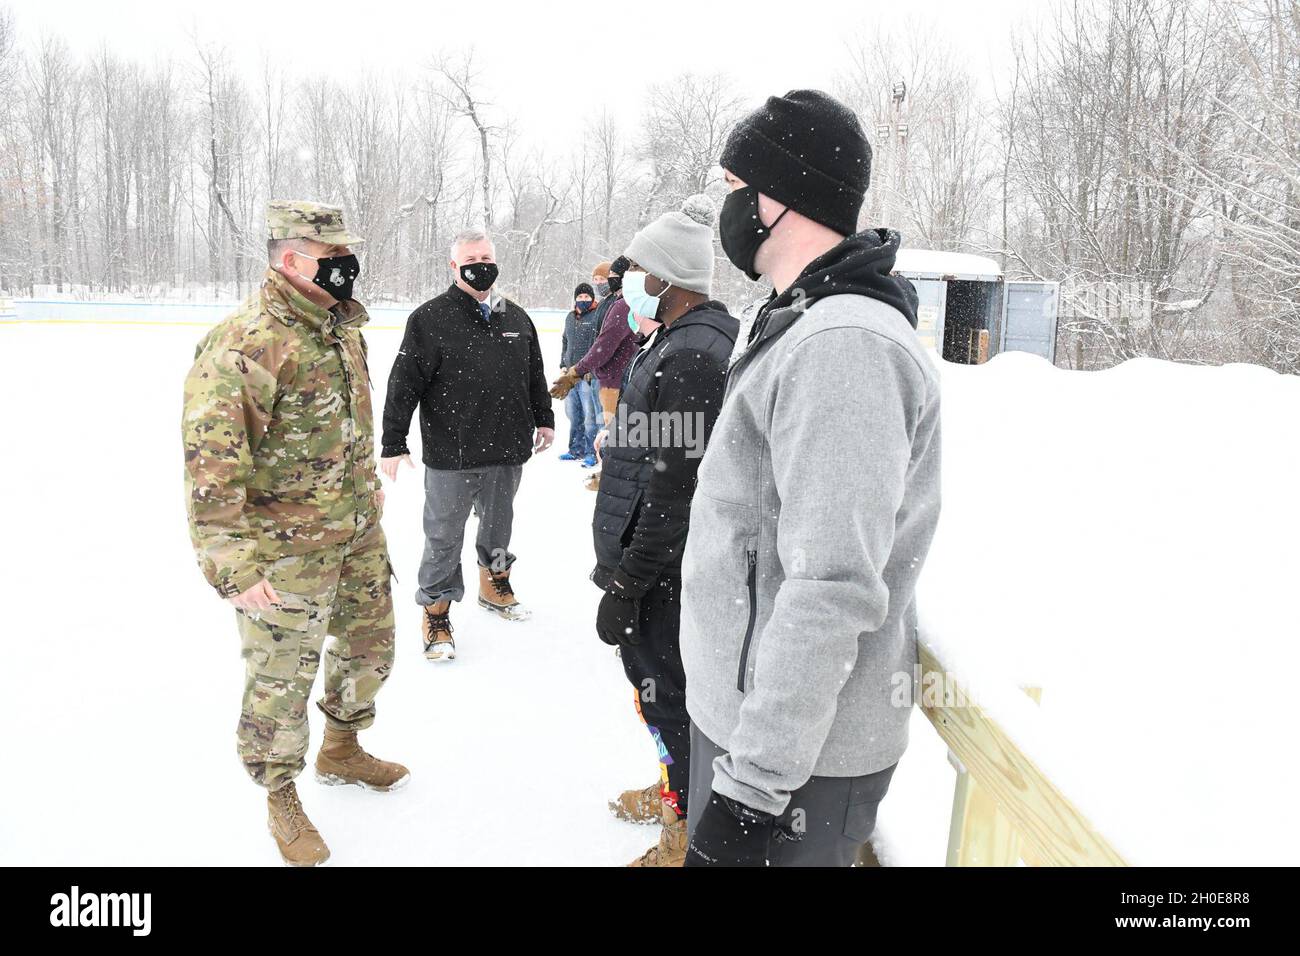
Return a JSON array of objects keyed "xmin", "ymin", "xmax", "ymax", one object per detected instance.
[{"xmin": 757, "ymin": 228, "xmax": 918, "ymax": 341}]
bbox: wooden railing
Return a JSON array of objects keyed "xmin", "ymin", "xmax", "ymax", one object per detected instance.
[{"xmin": 918, "ymin": 644, "xmax": 1128, "ymax": 866}]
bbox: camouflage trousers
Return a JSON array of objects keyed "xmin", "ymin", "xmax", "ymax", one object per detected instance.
[{"xmin": 236, "ymin": 523, "xmax": 395, "ymax": 791}]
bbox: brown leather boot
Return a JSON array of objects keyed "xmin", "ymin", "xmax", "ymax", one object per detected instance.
[
  {"xmin": 267, "ymin": 781, "xmax": 330, "ymax": 867},
  {"xmin": 627, "ymin": 800, "xmax": 688, "ymax": 867},
  {"xmin": 314, "ymin": 725, "xmax": 410, "ymax": 791},
  {"xmin": 421, "ymin": 600, "xmax": 455, "ymax": 661},
  {"xmin": 609, "ymin": 781, "xmax": 662, "ymax": 824},
  {"xmin": 477, "ymin": 565, "xmax": 530, "ymax": 621}
]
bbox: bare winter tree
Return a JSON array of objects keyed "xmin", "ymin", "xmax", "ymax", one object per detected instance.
[
  {"xmin": 24, "ymin": 34, "xmax": 80, "ymax": 292},
  {"xmin": 591, "ymin": 109, "xmax": 634, "ymax": 253},
  {"xmin": 0, "ymin": 6, "xmax": 17, "ymax": 291},
  {"xmin": 642, "ymin": 73, "xmax": 744, "ymax": 221},
  {"xmin": 400, "ymin": 82, "xmax": 458, "ymax": 300},
  {"xmin": 837, "ymin": 22, "xmax": 998, "ymax": 248},
  {"xmin": 434, "ymin": 50, "xmax": 495, "ymax": 231},
  {"xmin": 258, "ymin": 57, "xmax": 291, "ymax": 202},
  {"xmin": 2, "ymin": 0, "xmax": 1297, "ymax": 346},
  {"xmin": 193, "ymin": 40, "xmax": 255, "ymax": 291},
  {"xmin": 1001, "ymin": 0, "xmax": 1237, "ymax": 369},
  {"xmin": 1165, "ymin": 0, "xmax": 1300, "ymax": 371}
]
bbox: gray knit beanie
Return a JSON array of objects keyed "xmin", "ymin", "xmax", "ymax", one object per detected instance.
[{"xmin": 623, "ymin": 194, "xmax": 716, "ymax": 295}]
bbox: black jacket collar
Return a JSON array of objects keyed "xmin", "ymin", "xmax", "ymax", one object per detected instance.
[
  {"xmin": 661, "ymin": 300, "xmax": 735, "ymax": 340},
  {"xmin": 447, "ymin": 283, "xmax": 488, "ymax": 309}
]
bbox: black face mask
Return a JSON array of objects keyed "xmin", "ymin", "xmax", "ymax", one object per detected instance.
[
  {"xmin": 575, "ymin": 300, "xmax": 593, "ymax": 313},
  {"xmin": 720, "ymin": 186, "xmax": 790, "ymax": 281},
  {"xmin": 459, "ymin": 261, "xmax": 499, "ymax": 292},
  {"xmin": 302, "ymin": 253, "xmax": 361, "ymax": 301},
  {"xmin": 607, "ymin": 273, "xmax": 623, "ymax": 294}
]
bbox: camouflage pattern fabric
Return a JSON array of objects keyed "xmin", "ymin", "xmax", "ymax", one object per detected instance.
[
  {"xmin": 237, "ymin": 520, "xmax": 395, "ymax": 790},
  {"xmin": 182, "ymin": 267, "xmax": 380, "ymax": 597},
  {"xmin": 266, "ymin": 199, "xmax": 365, "ymax": 246}
]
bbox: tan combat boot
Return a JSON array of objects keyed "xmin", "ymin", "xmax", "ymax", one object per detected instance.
[
  {"xmin": 314, "ymin": 725, "xmax": 411, "ymax": 791},
  {"xmin": 422, "ymin": 600, "xmax": 455, "ymax": 661},
  {"xmin": 267, "ymin": 781, "xmax": 330, "ymax": 867},
  {"xmin": 477, "ymin": 565, "xmax": 530, "ymax": 621},
  {"xmin": 609, "ymin": 780, "xmax": 662, "ymax": 824},
  {"xmin": 627, "ymin": 800, "xmax": 688, "ymax": 867}
]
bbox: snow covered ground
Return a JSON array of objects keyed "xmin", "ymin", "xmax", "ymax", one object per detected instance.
[{"xmin": 1, "ymin": 313, "xmax": 1297, "ymax": 866}]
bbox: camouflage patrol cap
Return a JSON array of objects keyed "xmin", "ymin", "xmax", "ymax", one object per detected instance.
[{"xmin": 266, "ymin": 200, "xmax": 364, "ymax": 247}]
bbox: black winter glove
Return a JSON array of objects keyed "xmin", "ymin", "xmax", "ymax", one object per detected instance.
[
  {"xmin": 595, "ymin": 589, "xmax": 641, "ymax": 646},
  {"xmin": 684, "ymin": 791, "xmax": 775, "ymax": 867}
]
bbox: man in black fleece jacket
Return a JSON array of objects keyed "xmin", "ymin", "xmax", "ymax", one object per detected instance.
[
  {"xmin": 380, "ymin": 229, "xmax": 554, "ymax": 662},
  {"xmin": 592, "ymin": 195, "xmax": 739, "ymax": 867}
]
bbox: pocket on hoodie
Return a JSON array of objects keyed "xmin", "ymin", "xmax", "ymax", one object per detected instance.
[{"xmin": 681, "ymin": 490, "xmax": 760, "ymax": 691}]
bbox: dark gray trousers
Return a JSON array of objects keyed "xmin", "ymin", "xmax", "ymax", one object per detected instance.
[
  {"xmin": 416, "ymin": 465, "xmax": 523, "ymax": 606},
  {"xmin": 687, "ymin": 722, "xmax": 897, "ymax": 867}
]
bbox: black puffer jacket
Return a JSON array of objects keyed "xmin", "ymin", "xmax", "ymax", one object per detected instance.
[
  {"xmin": 592, "ymin": 301, "xmax": 739, "ymax": 595},
  {"xmin": 381, "ymin": 284, "xmax": 554, "ymax": 470}
]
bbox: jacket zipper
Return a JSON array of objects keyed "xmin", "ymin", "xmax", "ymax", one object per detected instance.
[
  {"xmin": 722, "ymin": 303, "xmax": 791, "ymax": 400},
  {"xmin": 736, "ymin": 548, "xmax": 758, "ymax": 693}
]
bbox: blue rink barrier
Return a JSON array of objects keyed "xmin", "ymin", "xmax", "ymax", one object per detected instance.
[{"xmin": 6, "ymin": 299, "xmax": 567, "ymax": 333}]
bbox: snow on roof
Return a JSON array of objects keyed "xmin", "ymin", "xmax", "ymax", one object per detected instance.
[{"xmin": 894, "ymin": 248, "xmax": 1002, "ymax": 280}]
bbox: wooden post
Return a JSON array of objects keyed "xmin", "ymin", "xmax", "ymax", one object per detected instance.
[
  {"xmin": 945, "ymin": 685, "xmax": 1041, "ymax": 867},
  {"xmin": 947, "ymin": 768, "xmax": 1022, "ymax": 866},
  {"xmin": 921, "ymin": 644, "xmax": 1125, "ymax": 866}
]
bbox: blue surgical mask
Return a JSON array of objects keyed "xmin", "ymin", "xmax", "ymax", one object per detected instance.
[{"xmin": 622, "ymin": 270, "xmax": 666, "ymax": 327}]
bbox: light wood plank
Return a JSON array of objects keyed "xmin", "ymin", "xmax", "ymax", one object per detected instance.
[{"xmin": 920, "ymin": 644, "xmax": 1127, "ymax": 866}]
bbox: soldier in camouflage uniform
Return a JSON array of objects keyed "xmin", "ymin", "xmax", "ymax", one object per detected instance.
[{"xmin": 183, "ymin": 200, "xmax": 409, "ymax": 867}]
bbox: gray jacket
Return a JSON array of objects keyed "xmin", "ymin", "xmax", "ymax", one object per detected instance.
[
  {"xmin": 680, "ymin": 293, "xmax": 942, "ymax": 816},
  {"xmin": 561, "ymin": 306, "xmax": 601, "ymax": 368}
]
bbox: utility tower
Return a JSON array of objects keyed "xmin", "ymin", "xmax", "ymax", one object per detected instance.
[{"xmin": 874, "ymin": 80, "xmax": 909, "ymax": 228}]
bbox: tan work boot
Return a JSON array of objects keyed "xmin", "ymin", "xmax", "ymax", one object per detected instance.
[
  {"xmin": 422, "ymin": 600, "xmax": 455, "ymax": 661},
  {"xmin": 314, "ymin": 725, "xmax": 410, "ymax": 791},
  {"xmin": 627, "ymin": 800, "xmax": 688, "ymax": 867},
  {"xmin": 584, "ymin": 471, "xmax": 601, "ymax": 492},
  {"xmin": 267, "ymin": 781, "xmax": 330, "ymax": 867},
  {"xmin": 477, "ymin": 565, "xmax": 530, "ymax": 621},
  {"xmin": 609, "ymin": 780, "xmax": 662, "ymax": 824}
]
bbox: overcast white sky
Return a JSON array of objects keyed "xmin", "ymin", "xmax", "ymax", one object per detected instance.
[{"xmin": 7, "ymin": 0, "xmax": 1044, "ymax": 153}]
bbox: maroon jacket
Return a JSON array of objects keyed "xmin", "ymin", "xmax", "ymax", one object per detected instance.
[{"xmin": 573, "ymin": 296, "xmax": 637, "ymax": 390}]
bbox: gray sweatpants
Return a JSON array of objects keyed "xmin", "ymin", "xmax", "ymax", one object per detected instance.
[
  {"xmin": 688, "ymin": 722, "xmax": 896, "ymax": 867},
  {"xmin": 416, "ymin": 464, "xmax": 523, "ymax": 606}
]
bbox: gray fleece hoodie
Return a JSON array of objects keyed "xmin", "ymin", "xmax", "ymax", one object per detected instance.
[{"xmin": 680, "ymin": 240, "xmax": 942, "ymax": 817}]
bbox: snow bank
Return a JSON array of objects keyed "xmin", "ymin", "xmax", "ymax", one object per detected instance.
[{"xmin": 876, "ymin": 351, "xmax": 1300, "ymax": 866}]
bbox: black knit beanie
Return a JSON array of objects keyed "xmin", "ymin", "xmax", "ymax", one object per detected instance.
[
  {"xmin": 609, "ymin": 255, "xmax": 630, "ymax": 277},
  {"xmin": 720, "ymin": 89, "xmax": 872, "ymax": 237},
  {"xmin": 574, "ymin": 282, "xmax": 595, "ymax": 300}
]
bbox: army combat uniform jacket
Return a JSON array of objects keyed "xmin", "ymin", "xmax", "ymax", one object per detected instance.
[{"xmin": 183, "ymin": 268, "xmax": 383, "ymax": 597}]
